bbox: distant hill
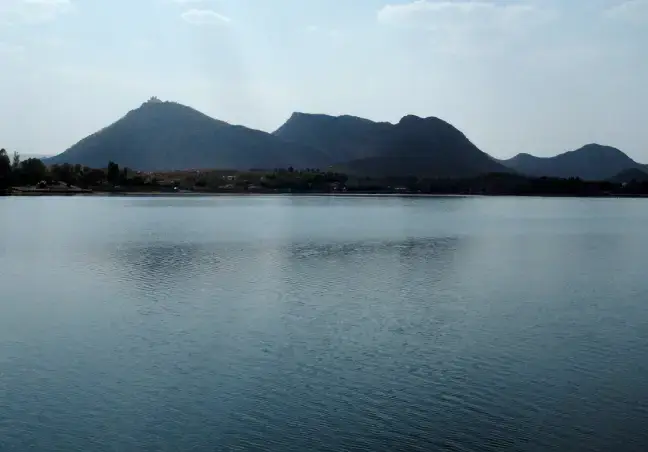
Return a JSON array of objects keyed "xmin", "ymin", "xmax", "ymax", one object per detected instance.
[
  {"xmin": 500, "ymin": 144, "xmax": 644, "ymax": 180},
  {"xmin": 273, "ymin": 113, "xmax": 392, "ymax": 163},
  {"xmin": 608, "ymin": 167, "xmax": 648, "ymax": 184},
  {"xmin": 45, "ymin": 99, "xmax": 328, "ymax": 171},
  {"xmin": 274, "ymin": 113, "xmax": 509, "ymax": 178},
  {"xmin": 51, "ymin": 101, "xmax": 637, "ymax": 179},
  {"xmin": 18, "ymin": 154, "xmax": 51, "ymax": 161},
  {"xmin": 342, "ymin": 115, "xmax": 510, "ymax": 178}
]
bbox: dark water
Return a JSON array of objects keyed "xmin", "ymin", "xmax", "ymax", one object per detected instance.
[{"xmin": 1, "ymin": 195, "xmax": 648, "ymax": 451}]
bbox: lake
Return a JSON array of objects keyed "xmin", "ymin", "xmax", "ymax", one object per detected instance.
[{"xmin": 1, "ymin": 195, "xmax": 648, "ymax": 451}]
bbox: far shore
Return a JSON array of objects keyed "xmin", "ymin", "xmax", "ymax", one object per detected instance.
[
  {"xmin": 6, "ymin": 189, "xmax": 648, "ymax": 199},
  {"xmin": 7, "ymin": 189, "xmax": 469, "ymax": 198}
]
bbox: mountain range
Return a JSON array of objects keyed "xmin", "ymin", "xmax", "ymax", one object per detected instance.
[
  {"xmin": 275, "ymin": 112, "xmax": 509, "ymax": 177},
  {"xmin": 499, "ymin": 144, "xmax": 647, "ymax": 181},
  {"xmin": 45, "ymin": 99, "xmax": 328, "ymax": 171},
  {"xmin": 44, "ymin": 98, "xmax": 646, "ymax": 180}
]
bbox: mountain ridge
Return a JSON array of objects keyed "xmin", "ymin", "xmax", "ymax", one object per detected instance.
[
  {"xmin": 499, "ymin": 144, "xmax": 644, "ymax": 180},
  {"xmin": 273, "ymin": 112, "xmax": 393, "ymax": 164},
  {"xmin": 45, "ymin": 99, "xmax": 329, "ymax": 171},
  {"xmin": 340, "ymin": 114, "xmax": 511, "ymax": 177},
  {"xmin": 43, "ymin": 99, "xmax": 643, "ymax": 179},
  {"xmin": 274, "ymin": 112, "xmax": 511, "ymax": 177}
]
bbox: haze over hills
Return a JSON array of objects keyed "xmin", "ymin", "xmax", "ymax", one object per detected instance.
[
  {"xmin": 42, "ymin": 98, "xmax": 645, "ymax": 180},
  {"xmin": 45, "ymin": 99, "xmax": 510, "ymax": 177},
  {"xmin": 44, "ymin": 98, "xmax": 328, "ymax": 171},
  {"xmin": 499, "ymin": 144, "xmax": 646, "ymax": 181}
]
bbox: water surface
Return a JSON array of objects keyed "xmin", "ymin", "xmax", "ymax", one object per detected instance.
[{"xmin": 1, "ymin": 195, "xmax": 648, "ymax": 451}]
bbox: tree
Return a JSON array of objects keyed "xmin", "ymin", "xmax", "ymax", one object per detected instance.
[
  {"xmin": 11, "ymin": 151, "xmax": 20, "ymax": 171},
  {"xmin": 18, "ymin": 158, "xmax": 48, "ymax": 186},
  {"xmin": 80, "ymin": 168, "xmax": 105, "ymax": 187},
  {"xmin": 0, "ymin": 149, "xmax": 11, "ymax": 189},
  {"xmin": 54, "ymin": 163, "xmax": 75, "ymax": 185},
  {"xmin": 107, "ymin": 161, "xmax": 120, "ymax": 185}
]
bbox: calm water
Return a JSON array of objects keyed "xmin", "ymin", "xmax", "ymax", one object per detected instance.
[{"xmin": 1, "ymin": 195, "xmax": 648, "ymax": 451}]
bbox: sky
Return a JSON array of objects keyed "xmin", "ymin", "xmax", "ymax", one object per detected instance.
[{"xmin": 0, "ymin": 0, "xmax": 646, "ymax": 159}]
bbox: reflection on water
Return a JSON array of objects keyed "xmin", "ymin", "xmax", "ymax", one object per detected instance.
[{"xmin": 1, "ymin": 196, "xmax": 648, "ymax": 451}]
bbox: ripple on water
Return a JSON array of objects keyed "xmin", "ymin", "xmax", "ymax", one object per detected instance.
[{"xmin": 2, "ymin": 196, "xmax": 648, "ymax": 451}]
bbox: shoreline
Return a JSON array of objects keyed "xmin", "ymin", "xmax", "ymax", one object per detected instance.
[{"xmin": 6, "ymin": 190, "xmax": 648, "ymax": 199}]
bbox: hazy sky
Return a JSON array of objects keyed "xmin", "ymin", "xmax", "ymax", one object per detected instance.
[{"xmin": 1, "ymin": 0, "xmax": 646, "ymax": 159}]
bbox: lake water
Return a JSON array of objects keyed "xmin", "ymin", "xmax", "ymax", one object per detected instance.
[{"xmin": 1, "ymin": 195, "xmax": 648, "ymax": 451}]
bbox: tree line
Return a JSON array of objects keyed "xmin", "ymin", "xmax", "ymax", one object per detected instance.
[
  {"xmin": 1, "ymin": 149, "xmax": 52, "ymax": 189},
  {"xmin": 0, "ymin": 150, "xmax": 151, "ymax": 190},
  {"xmin": 4, "ymin": 147, "xmax": 648, "ymax": 196},
  {"xmin": 0, "ymin": 149, "xmax": 348, "ymax": 193},
  {"xmin": 348, "ymin": 173, "xmax": 648, "ymax": 196}
]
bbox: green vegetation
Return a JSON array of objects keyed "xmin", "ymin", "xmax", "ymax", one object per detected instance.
[
  {"xmin": 0, "ymin": 151, "xmax": 348, "ymax": 194},
  {"xmin": 2, "ymin": 149, "xmax": 52, "ymax": 189},
  {"xmin": 0, "ymin": 152, "xmax": 139, "ymax": 192},
  {"xmin": 346, "ymin": 173, "xmax": 648, "ymax": 197},
  {"xmin": 4, "ymin": 147, "xmax": 648, "ymax": 197},
  {"xmin": 260, "ymin": 168, "xmax": 347, "ymax": 191},
  {"xmin": 0, "ymin": 149, "xmax": 11, "ymax": 190}
]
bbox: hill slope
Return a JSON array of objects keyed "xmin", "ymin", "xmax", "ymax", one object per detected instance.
[
  {"xmin": 45, "ymin": 99, "xmax": 327, "ymax": 171},
  {"xmin": 274, "ymin": 113, "xmax": 508, "ymax": 178},
  {"xmin": 341, "ymin": 115, "xmax": 510, "ymax": 178},
  {"xmin": 500, "ymin": 144, "xmax": 644, "ymax": 180},
  {"xmin": 273, "ymin": 113, "xmax": 392, "ymax": 163},
  {"xmin": 608, "ymin": 167, "xmax": 648, "ymax": 183}
]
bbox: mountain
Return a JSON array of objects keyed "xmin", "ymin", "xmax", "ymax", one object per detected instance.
[
  {"xmin": 274, "ymin": 113, "xmax": 509, "ymax": 178},
  {"xmin": 273, "ymin": 113, "xmax": 392, "ymax": 163},
  {"xmin": 45, "ymin": 99, "xmax": 328, "ymax": 171},
  {"xmin": 19, "ymin": 154, "xmax": 51, "ymax": 160},
  {"xmin": 341, "ymin": 115, "xmax": 509, "ymax": 178},
  {"xmin": 500, "ymin": 144, "xmax": 644, "ymax": 180},
  {"xmin": 608, "ymin": 167, "xmax": 648, "ymax": 184}
]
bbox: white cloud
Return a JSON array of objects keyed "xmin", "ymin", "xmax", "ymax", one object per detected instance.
[
  {"xmin": 604, "ymin": 0, "xmax": 648, "ymax": 21},
  {"xmin": 377, "ymin": 0, "xmax": 547, "ymax": 31},
  {"xmin": 0, "ymin": 0, "xmax": 73, "ymax": 24},
  {"xmin": 181, "ymin": 9, "xmax": 231, "ymax": 25},
  {"xmin": 376, "ymin": 0, "xmax": 554, "ymax": 56}
]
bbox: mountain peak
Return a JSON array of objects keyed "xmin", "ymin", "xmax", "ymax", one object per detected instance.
[
  {"xmin": 501, "ymin": 143, "xmax": 640, "ymax": 180},
  {"xmin": 273, "ymin": 112, "xmax": 389, "ymax": 163},
  {"xmin": 135, "ymin": 96, "xmax": 170, "ymax": 111},
  {"xmin": 287, "ymin": 112, "xmax": 316, "ymax": 120},
  {"xmin": 284, "ymin": 112, "xmax": 377, "ymax": 124},
  {"xmin": 397, "ymin": 114, "xmax": 456, "ymax": 127},
  {"xmin": 44, "ymin": 102, "xmax": 328, "ymax": 171},
  {"xmin": 574, "ymin": 143, "xmax": 623, "ymax": 155},
  {"xmin": 395, "ymin": 115, "xmax": 462, "ymax": 139},
  {"xmin": 397, "ymin": 115, "xmax": 433, "ymax": 127}
]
